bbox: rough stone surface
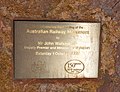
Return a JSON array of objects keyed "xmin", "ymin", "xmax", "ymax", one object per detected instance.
[{"xmin": 0, "ymin": 0, "xmax": 120, "ymax": 92}]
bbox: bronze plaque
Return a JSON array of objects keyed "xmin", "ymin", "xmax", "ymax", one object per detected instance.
[{"xmin": 13, "ymin": 20, "xmax": 101, "ymax": 78}]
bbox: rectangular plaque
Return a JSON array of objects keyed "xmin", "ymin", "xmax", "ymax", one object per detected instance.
[{"xmin": 13, "ymin": 20, "xmax": 101, "ymax": 78}]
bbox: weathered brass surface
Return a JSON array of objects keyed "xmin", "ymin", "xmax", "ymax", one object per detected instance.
[{"xmin": 14, "ymin": 21, "xmax": 100, "ymax": 78}]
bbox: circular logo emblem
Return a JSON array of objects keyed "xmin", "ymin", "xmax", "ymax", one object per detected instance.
[{"xmin": 64, "ymin": 59, "xmax": 85, "ymax": 74}]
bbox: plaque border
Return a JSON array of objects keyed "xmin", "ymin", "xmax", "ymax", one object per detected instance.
[{"xmin": 13, "ymin": 19, "xmax": 101, "ymax": 79}]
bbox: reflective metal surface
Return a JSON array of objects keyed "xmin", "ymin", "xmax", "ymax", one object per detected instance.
[{"xmin": 14, "ymin": 21, "xmax": 100, "ymax": 78}]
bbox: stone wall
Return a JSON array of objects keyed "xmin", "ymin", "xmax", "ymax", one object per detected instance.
[{"xmin": 0, "ymin": 0, "xmax": 120, "ymax": 92}]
